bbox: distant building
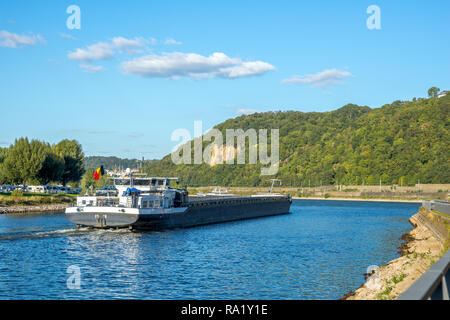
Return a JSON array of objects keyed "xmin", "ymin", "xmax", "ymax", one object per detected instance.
[
  {"xmin": 438, "ymin": 90, "xmax": 449, "ymax": 98},
  {"xmin": 106, "ymin": 168, "xmax": 140, "ymax": 176}
]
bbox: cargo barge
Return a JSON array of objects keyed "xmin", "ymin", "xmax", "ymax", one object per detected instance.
[{"xmin": 65, "ymin": 176, "xmax": 292, "ymax": 230}]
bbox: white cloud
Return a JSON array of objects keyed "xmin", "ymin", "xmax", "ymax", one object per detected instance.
[
  {"xmin": 68, "ymin": 42, "xmax": 114, "ymax": 62},
  {"xmin": 236, "ymin": 108, "xmax": 258, "ymax": 115},
  {"xmin": 164, "ymin": 38, "xmax": 182, "ymax": 45},
  {"xmin": 219, "ymin": 61, "xmax": 275, "ymax": 79},
  {"xmin": 59, "ymin": 33, "xmax": 77, "ymax": 40},
  {"xmin": 112, "ymin": 36, "xmax": 147, "ymax": 53},
  {"xmin": 79, "ymin": 64, "xmax": 105, "ymax": 73},
  {"xmin": 282, "ymin": 69, "xmax": 353, "ymax": 88},
  {"xmin": 0, "ymin": 30, "xmax": 45, "ymax": 48},
  {"xmin": 121, "ymin": 52, "xmax": 275, "ymax": 79}
]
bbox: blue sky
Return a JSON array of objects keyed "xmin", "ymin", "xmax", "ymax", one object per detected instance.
[{"xmin": 1, "ymin": 0, "xmax": 449, "ymax": 159}]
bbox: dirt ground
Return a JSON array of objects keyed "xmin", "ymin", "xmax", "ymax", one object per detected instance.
[{"xmin": 345, "ymin": 213, "xmax": 444, "ymax": 300}]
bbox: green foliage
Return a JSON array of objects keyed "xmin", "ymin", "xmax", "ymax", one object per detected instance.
[
  {"xmin": 428, "ymin": 86, "xmax": 440, "ymax": 98},
  {"xmin": 80, "ymin": 169, "xmax": 113, "ymax": 193},
  {"xmin": 0, "ymin": 192, "xmax": 76, "ymax": 206},
  {"xmin": 391, "ymin": 273, "xmax": 407, "ymax": 284},
  {"xmin": 84, "ymin": 156, "xmax": 156, "ymax": 170},
  {"xmin": 55, "ymin": 139, "xmax": 85, "ymax": 185},
  {"xmin": 0, "ymin": 138, "xmax": 85, "ymax": 186},
  {"xmin": 11, "ymin": 190, "xmax": 24, "ymax": 198},
  {"xmin": 143, "ymin": 95, "xmax": 450, "ymax": 187},
  {"xmin": 37, "ymin": 146, "xmax": 65, "ymax": 184},
  {"xmin": 2, "ymin": 138, "xmax": 48, "ymax": 185}
]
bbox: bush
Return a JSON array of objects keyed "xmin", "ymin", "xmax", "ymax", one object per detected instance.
[
  {"xmin": 40, "ymin": 197, "xmax": 52, "ymax": 204},
  {"xmin": 11, "ymin": 190, "xmax": 23, "ymax": 198}
]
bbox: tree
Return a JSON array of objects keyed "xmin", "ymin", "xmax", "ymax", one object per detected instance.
[
  {"xmin": 37, "ymin": 149, "xmax": 65, "ymax": 184},
  {"xmin": 142, "ymin": 93, "xmax": 449, "ymax": 186},
  {"xmin": 55, "ymin": 139, "xmax": 85, "ymax": 185},
  {"xmin": 81, "ymin": 169, "xmax": 112, "ymax": 193},
  {"xmin": 0, "ymin": 147, "xmax": 8, "ymax": 184},
  {"xmin": 2, "ymin": 138, "xmax": 48, "ymax": 185},
  {"xmin": 428, "ymin": 87, "xmax": 440, "ymax": 98}
]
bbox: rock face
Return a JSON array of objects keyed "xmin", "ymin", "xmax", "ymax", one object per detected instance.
[
  {"xmin": 0, "ymin": 204, "xmax": 67, "ymax": 214},
  {"xmin": 346, "ymin": 212, "xmax": 444, "ymax": 300}
]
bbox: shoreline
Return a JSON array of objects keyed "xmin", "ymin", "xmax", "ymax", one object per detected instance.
[
  {"xmin": 0, "ymin": 197, "xmax": 423, "ymax": 215},
  {"xmin": 292, "ymin": 197, "xmax": 422, "ymax": 203},
  {"xmin": 344, "ymin": 207, "xmax": 448, "ymax": 300},
  {"xmin": 0, "ymin": 204, "xmax": 68, "ymax": 214}
]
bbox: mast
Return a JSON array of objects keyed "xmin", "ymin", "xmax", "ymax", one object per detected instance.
[{"xmin": 268, "ymin": 179, "xmax": 282, "ymax": 193}]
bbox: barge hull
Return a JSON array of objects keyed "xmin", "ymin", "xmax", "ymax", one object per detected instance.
[
  {"xmin": 66, "ymin": 209, "xmax": 139, "ymax": 228},
  {"xmin": 132, "ymin": 198, "xmax": 291, "ymax": 230}
]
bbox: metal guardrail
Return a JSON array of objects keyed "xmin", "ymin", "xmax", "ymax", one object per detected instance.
[
  {"xmin": 423, "ymin": 200, "xmax": 450, "ymax": 215},
  {"xmin": 397, "ymin": 250, "xmax": 450, "ymax": 300}
]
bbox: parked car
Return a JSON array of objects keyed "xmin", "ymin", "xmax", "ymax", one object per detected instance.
[
  {"xmin": 1, "ymin": 185, "xmax": 14, "ymax": 192},
  {"xmin": 28, "ymin": 185, "xmax": 46, "ymax": 193},
  {"xmin": 59, "ymin": 186, "xmax": 73, "ymax": 194},
  {"xmin": 98, "ymin": 186, "xmax": 117, "ymax": 191},
  {"xmin": 96, "ymin": 185, "xmax": 118, "ymax": 196},
  {"xmin": 14, "ymin": 185, "xmax": 28, "ymax": 192},
  {"xmin": 44, "ymin": 185, "xmax": 59, "ymax": 194},
  {"xmin": 73, "ymin": 187, "xmax": 82, "ymax": 194}
]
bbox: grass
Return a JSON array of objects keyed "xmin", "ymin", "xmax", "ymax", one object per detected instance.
[
  {"xmin": 0, "ymin": 192, "xmax": 76, "ymax": 206},
  {"xmin": 391, "ymin": 273, "xmax": 407, "ymax": 284},
  {"xmin": 432, "ymin": 210, "xmax": 450, "ymax": 219},
  {"xmin": 377, "ymin": 285, "xmax": 393, "ymax": 300}
]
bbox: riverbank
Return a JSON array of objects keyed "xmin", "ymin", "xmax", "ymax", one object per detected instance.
[
  {"xmin": 188, "ymin": 185, "xmax": 449, "ymax": 202},
  {"xmin": 0, "ymin": 192, "xmax": 75, "ymax": 210},
  {"xmin": 0, "ymin": 204, "xmax": 68, "ymax": 214},
  {"xmin": 293, "ymin": 197, "xmax": 422, "ymax": 203},
  {"xmin": 345, "ymin": 207, "xmax": 449, "ymax": 300}
]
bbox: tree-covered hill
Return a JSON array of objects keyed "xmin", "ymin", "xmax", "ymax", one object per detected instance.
[
  {"xmin": 84, "ymin": 156, "xmax": 156, "ymax": 170},
  {"xmin": 143, "ymin": 95, "xmax": 450, "ymax": 187}
]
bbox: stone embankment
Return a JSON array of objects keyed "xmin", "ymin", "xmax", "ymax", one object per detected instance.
[
  {"xmin": 345, "ymin": 206, "xmax": 449, "ymax": 300},
  {"xmin": 0, "ymin": 204, "xmax": 68, "ymax": 214}
]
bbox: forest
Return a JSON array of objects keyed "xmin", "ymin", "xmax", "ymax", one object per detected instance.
[
  {"xmin": 143, "ymin": 95, "xmax": 450, "ymax": 187},
  {"xmin": 84, "ymin": 156, "xmax": 155, "ymax": 170},
  {"xmin": 1, "ymin": 94, "xmax": 448, "ymax": 188}
]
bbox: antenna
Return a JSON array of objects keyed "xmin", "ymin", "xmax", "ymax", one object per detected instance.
[{"xmin": 267, "ymin": 179, "xmax": 282, "ymax": 193}]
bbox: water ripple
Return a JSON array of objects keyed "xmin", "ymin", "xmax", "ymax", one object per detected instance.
[{"xmin": 0, "ymin": 200, "xmax": 419, "ymax": 299}]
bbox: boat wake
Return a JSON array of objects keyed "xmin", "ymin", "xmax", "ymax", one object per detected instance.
[{"xmin": 0, "ymin": 226, "xmax": 131, "ymax": 241}]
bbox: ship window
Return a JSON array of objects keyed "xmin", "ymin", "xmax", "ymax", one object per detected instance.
[
  {"xmin": 148, "ymin": 201, "xmax": 153, "ymax": 208},
  {"xmin": 143, "ymin": 201, "xmax": 147, "ymax": 208},
  {"xmin": 155, "ymin": 200, "xmax": 159, "ymax": 208}
]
